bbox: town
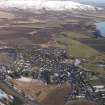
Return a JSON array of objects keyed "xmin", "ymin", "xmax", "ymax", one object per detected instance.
[
  {"xmin": 0, "ymin": 47, "xmax": 105, "ymax": 105},
  {"xmin": 0, "ymin": 1, "xmax": 105, "ymax": 105}
]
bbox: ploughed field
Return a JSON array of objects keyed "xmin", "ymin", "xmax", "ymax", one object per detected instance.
[
  {"xmin": 1, "ymin": 22, "xmax": 105, "ymax": 51},
  {"xmin": 0, "ymin": 9, "xmax": 105, "ymax": 51},
  {"xmin": 0, "ymin": 27, "xmax": 54, "ymax": 46}
]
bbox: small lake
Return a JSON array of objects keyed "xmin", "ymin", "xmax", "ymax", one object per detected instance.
[{"xmin": 96, "ymin": 22, "xmax": 105, "ymax": 37}]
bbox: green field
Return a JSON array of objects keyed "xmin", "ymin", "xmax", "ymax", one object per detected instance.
[{"xmin": 56, "ymin": 31, "xmax": 105, "ymax": 74}]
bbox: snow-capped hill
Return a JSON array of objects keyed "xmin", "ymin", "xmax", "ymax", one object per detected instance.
[{"xmin": 0, "ymin": 0, "xmax": 97, "ymax": 11}]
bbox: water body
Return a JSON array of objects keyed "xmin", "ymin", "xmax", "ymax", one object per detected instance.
[{"xmin": 96, "ymin": 22, "xmax": 105, "ymax": 37}]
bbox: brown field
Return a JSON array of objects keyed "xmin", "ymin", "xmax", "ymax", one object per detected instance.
[
  {"xmin": 12, "ymin": 80, "xmax": 97, "ymax": 105},
  {"xmin": 66, "ymin": 100, "xmax": 96, "ymax": 105},
  {"xmin": 13, "ymin": 80, "xmax": 71, "ymax": 105},
  {"xmin": 0, "ymin": 10, "xmax": 15, "ymax": 19}
]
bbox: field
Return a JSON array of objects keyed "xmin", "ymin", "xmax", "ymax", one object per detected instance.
[
  {"xmin": 12, "ymin": 79, "xmax": 98, "ymax": 105},
  {"xmin": 0, "ymin": 10, "xmax": 15, "ymax": 19},
  {"xmin": 56, "ymin": 31, "xmax": 105, "ymax": 73},
  {"xmin": 0, "ymin": 9, "xmax": 105, "ymax": 105},
  {"xmin": 0, "ymin": 9, "xmax": 105, "ymax": 75}
]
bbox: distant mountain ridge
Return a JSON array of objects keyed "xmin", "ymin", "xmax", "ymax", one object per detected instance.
[{"xmin": 0, "ymin": 0, "xmax": 100, "ymax": 12}]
